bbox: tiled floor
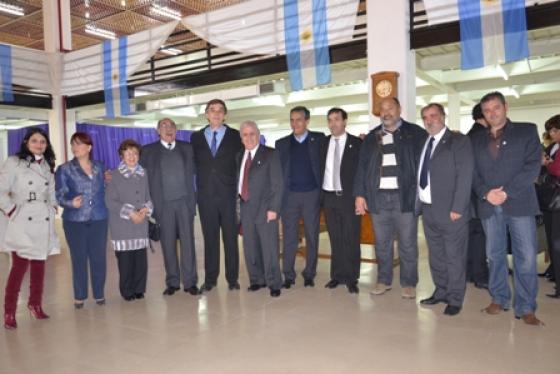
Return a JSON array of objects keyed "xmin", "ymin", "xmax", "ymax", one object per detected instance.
[{"xmin": 0, "ymin": 218, "xmax": 558, "ymax": 374}]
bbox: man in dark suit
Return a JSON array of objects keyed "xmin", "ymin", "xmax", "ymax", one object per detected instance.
[
  {"xmin": 140, "ymin": 118, "xmax": 198, "ymax": 296},
  {"xmin": 275, "ymin": 106, "xmax": 325, "ymax": 288},
  {"xmin": 472, "ymin": 91, "xmax": 543, "ymax": 326},
  {"xmin": 416, "ymin": 103, "xmax": 474, "ymax": 316},
  {"xmin": 191, "ymin": 99, "xmax": 243, "ymax": 293},
  {"xmin": 467, "ymin": 103, "xmax": 489, "ymax": 289},
  {"xmin": 237, "ymin": 121, "xmax": 283, "ymax": 297},
  {"xmin": 320, "ymin": 108, "xmax": 362, "ymax": 294},
  {"xmin": 354, "ymin": 97, "xmax": 427, "ymax": 299}
]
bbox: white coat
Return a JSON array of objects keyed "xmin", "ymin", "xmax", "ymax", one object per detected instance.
[{"xmin": 0, "ymin": 156, "xmax": 60, "ymax": 260}]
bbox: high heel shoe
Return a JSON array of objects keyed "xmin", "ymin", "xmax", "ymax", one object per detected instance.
[
  {"xmin": 28, "ymin": 305, "xmax": 50, "ymax": 319},
  {"xmin": 4, "ymin": 313, "xmax": 17, "ymax": 329}
]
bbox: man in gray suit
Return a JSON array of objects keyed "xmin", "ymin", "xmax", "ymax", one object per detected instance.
[
  {"xmin": 416, "ymin": 103, "xmax": 474, "ymax": 316},
  {"xmin": 140, "ymin": 118, "xmax": 199, "ymax": 296},
  {"xmin": 237, "ymin": 121, "xmax": 283, "ymax": 297}
]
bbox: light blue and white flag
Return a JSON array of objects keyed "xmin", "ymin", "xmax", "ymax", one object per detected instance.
[
  {"xmin": 103, "ymin": 37, "xmax": 130, "ymax": 118},
  {"xmin": 0, "ymin": 44, "xmax": 14, "ymax": 102},
  {"xmin": 458, "ymin": 0, "xmax": 529, "ymax": 70},
  {"xmin": 284, "ymin": 0, "xmax": 331, "ymax": 91}
]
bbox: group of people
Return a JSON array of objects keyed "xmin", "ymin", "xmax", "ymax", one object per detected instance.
[{"xmin": 1, "ymin": 94, "xmax": 557, "ymax": 330}]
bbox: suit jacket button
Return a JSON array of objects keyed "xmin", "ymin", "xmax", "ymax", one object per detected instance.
[
  {"xmin": 136, "ymin": 191, "xmax": 139, "ymax": 194},
  {"xmin": 28, "ymin": 181, "xmax": 33, "ymax": 185},
  {"xmin": 45, "ymin": 217, "xmax": 50, "ymax": 221},
  {"xmin": 45, "ymin": 182, "xmax": 49, "ymax": 186},
  {"xmin": 44, "ymin": 200, "xmax": 47, "ymax": 203},
  {"xmin": 28, "ymin": 217, "xmax": 32, "ymax": 221}
]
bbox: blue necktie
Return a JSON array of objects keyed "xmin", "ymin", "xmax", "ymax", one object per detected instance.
[
  {"xmin": 210, "ymin": 131, "xmax": 218, "ymax": 157},
  {"xmin": 419, "ymin": 137, "xmax": 434, "ymax": 189}
]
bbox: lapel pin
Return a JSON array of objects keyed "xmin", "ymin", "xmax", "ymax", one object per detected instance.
[
  {"xmin": 349, "ymin": 144, "xmax": 353, "ymax": 148},
  {"xmin": 257, "ymin": 160, "xmax": 261, "ymax": 165},
  {"xmin": 503, "ymin": 141, "xmax": 507, "ymax": 146}
]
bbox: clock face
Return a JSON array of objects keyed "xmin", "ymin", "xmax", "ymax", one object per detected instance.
[{"xmin": 375, "ymin": 79, "xmax": 393, "ymax": 98}]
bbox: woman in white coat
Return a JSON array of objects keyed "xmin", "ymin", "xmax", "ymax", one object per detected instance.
[{"xmin": 0, "ymin": 127, "xmax": 60, "ymax": 330}]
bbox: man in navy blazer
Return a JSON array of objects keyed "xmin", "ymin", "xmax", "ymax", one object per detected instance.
[
  {"xmin": 472, "ymin": 91, "xmax": 543, "ymax": 326},
  {"xmin": 275, "ymin": 106, "xmax": 325, "ymax": 288}
]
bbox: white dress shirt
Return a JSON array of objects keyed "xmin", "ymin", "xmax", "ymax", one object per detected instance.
[
  {"xmin": 238, "ymin": 145, "xmax": 259, "ymax": 195},
  {"xmin": 160, "ymin": 140, "xmax": 176, "ymax": 150},
  {"xmin": 418, "ymin": 126, "xmax": 447, "ymax": 204},
  {"xmin": 322, "ymin": 133, "xmax": 347, "ymax": 191}
]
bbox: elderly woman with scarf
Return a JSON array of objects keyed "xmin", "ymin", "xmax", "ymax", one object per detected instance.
[{"xmin": 105, "ymin": 139, "xmax": 153, "ymax": 301}]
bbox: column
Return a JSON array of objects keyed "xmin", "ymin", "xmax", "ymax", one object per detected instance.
[{"xmin": 447, "ymin": 92, "xmax": 461, "ymax": 131}]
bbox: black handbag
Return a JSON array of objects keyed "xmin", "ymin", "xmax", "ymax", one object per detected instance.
[
  {"xmin": 148, "ymin": 217, "xmax": 161, "ymax": 242},
  {"xmin": 548, "ymin": 182, "xmax": 560, "ymax": 211}
]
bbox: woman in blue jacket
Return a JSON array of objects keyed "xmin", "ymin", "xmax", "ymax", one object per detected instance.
[{"xmin": 55, "ymin": 132, "xmax": 108, "ymax": 309}]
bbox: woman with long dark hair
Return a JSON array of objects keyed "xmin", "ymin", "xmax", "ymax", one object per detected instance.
[
  {"xmin": 0, "ymin": 127, "xmax": 60, "ymax": 329},
  {"xmin": 55, "ymin": 132, "xmax": 108, "ymax": 309}
]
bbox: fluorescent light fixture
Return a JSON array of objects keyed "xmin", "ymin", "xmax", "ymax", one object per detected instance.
[
  {"xmin": 160, "ymin": 47, "xmax": 182, "ymax": 56},
  {"xmin": 133, "ymin": 121, "xmax": 157, "ymax": 128},
  {"xmin": 496, "ymin": 64, "xmax": 509, "ymax": 81},
  {"xmin": 85, "ymin": 25, "xmax": 116, "ymax": 40},
  {"xmin": 150, "ymin": 4, "xmax": 182, "ymax": 21},
  {"xmin": 161, "ymin": 107, "xmax": 199, "ymax": 118},
  {"xmin": 0, "ymin": 2, "xmax": 24, "ymax": 16},
  {"xmin": 357, "ymin": 115, "xmax": 370, "ymax": 122},
  {"xmin": 257, "ymin": 123, "xmax": 279, "ymax": 129},
  {"xmin": 253, "ymin": 95, "xmax": 285, "ymax": 107}
]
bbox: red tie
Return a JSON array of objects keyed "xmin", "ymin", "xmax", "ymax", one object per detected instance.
[{"xmin": 241, "ymin": 152, "xmax": 252, "ymax": 201}]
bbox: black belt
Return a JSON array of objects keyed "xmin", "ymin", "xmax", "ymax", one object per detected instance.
[{"xmin": 323, "ymin": 190, "xmax": 343, "ymax": 196}]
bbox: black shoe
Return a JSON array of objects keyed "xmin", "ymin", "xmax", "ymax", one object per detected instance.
[
  {"xmin": 124, "ymin": 295, "xmax": 135, "ymax": 301},
  {"xmin": 199, "ymin": 283, "xmax": 215, "ymax": 293},
  {"xmin": 163, "ymin": 286, "xmax": 179, "ymax": 296},
  {"xmin": 546, "ymin": 293, "xmax": 560, "ymax": 299},
  {"xmin": 270, "ymin": 288, "xmax": 281, "ymax": 297},
  {"xmin": 282, "ymin": 280, "xmax": 294, "ymax": 289},
  {"xmin": 184, "ymin": 286, "xmax": 199, "ymax": 296},
  {"xmin": 228, "ymin": 282, "xmax": 241, "ymax": 291},
  {"xmin": 134, "ymin": 293, "xmax": 144, "ymax": 299},
  {"xmin": 248, "ymin": 284, "xmax": 266, "ymax": 292},
  {"xmin": 324, "ymin": 279, "xmax": 339, "ymax": 289},
  {"xmin": 474, "ymin": 282, "xmax": 488, "ymax": 290},
  {"xmin": 304, "ymin": 278, "xmax": 315, "ymax": 287},
  {"xmin": 444, "ymin": 305, "xmax": 461, "ymax": 316},
  {"xmin": 347, "ymin": 283, "xmax": 359, "ymax": 294},
  {"xmin": 95, "ymin": 299, "xmax": 106, "ymax": 306},
  {"xmin": 420, "ymin": 295, "xmax": 447, "ymax": 305}
]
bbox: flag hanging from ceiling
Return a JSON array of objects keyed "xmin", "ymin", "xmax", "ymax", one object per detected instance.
[
  {"xmin": 103, "ymin": 37, "xmax": 130, "ymax": 118},
  {"xmin": 284, "ymin": 0, "xmax": 330, "ymax": 91},
  {"xmin": 182, "ymin": 0, "xmax": 359, "ymax": 90},
  {"xmin": 0, "ymin": 44, "xmax": 14, "ymax": 102},
  {"xmin": 458, "ymin": 0, "xmax": 529, "ymax": 70}
]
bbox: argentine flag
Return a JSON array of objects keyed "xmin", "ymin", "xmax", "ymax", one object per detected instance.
[
  {"xmin": 284, "ymin": 0, "xmax": 331, "ymax": 91},
  {"xmin": 459, "ymin": 0, "xmax": 529, "ymax": 70},
  {"xmin": 0, "ymin": 44, "xmax": 14, "ymax": 102},
  {"xmin": 103, "ymin": 37, "xmax": 130, "ymax": 118}
]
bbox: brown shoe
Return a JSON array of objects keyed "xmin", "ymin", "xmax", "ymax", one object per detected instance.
[
  {"xmin": 518, "ymin": 313, "xmax": 544, "ymax": 326},
  {"xmin": 481, "ymin": 302, "xmax": 506, "ymax": 315}
]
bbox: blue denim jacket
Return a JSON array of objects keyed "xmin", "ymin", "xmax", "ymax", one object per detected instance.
[{"xmin": 55, "ymin": 158, "xmax": 108, "ymax": 222}]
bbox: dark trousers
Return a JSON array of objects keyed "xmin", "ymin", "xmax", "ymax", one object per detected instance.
[
  {"xmin": 323, "ymin": 192, "xmax": 361, "ymax": 284},
  {"xmin": 159, "ymin": 199, "xmax": 197, "ymax": 289},
  {"xmin": 466, "ymin": 218, "xmax": 489, "ymax": 284},
  {"xmin": 63, "ymin": 219, "xmax": 108, "ymax": 301},
  {"xmin": 543, "ymin": 210, "xmax": 555, "ymax": 277},
  {"xmin": 422, "ymin": 205, "xmax": 469, "ymax": 307},
  {"xmin": 198, "ymin": 191, "xmax": 239, "ymax": 286},
  {"xmin": 115, "ymin": 248, "xmax": 147, "ymax": 298},
  {"xmin": 550, "ymin": 209, "xmax": 560, "ymax": 292},
  {"xmin": 281, "ymin": 189, "xmax": 320, "ymax": 282},
  {"xmin": 4, "ymin": 253, "xmax": 45, "ymax": 314}
]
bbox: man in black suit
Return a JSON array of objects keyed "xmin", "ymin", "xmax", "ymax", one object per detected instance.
[
  {"xmin": 354, "ymin": 98, "xmax": 427, "ymax": 299},
  {"xmin": 237, "ymin": 121, "xmax": 283, "ymax": 297},
  {"xmin": 466, "ymin": 103, "xmax": 489, "ymax": 289},
  {"xmin": 320, "ymin": 108, "xmax": 362, "ymax": 294},
  {"xmin": 140, "ymin": 118, "xmax": 198, "ymax": 296},
  {"xmin": 275, "ymin": 106, "xmax": 325, "ymax": 288},
  {"xmin": 191, "ymin": 99, "xmax": 243, "ymax": 292},
  {"xmin": 472, "ymin": 91, "xmax": 543, "ymax": 325},
  {"xmin": 416, "ymin": 103, "xmax": 474, "ymax": 316}
]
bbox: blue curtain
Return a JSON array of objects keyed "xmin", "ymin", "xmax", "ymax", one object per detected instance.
[
  {"xmin": 7, "ymin": 124, "xmax": 49, "ymax": 156},
  {"xmin": 76, "ymin": 123, "xmax": 193, "ymax": 169}
]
